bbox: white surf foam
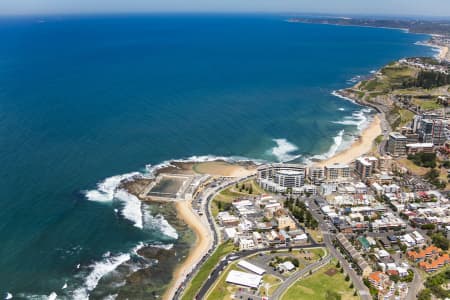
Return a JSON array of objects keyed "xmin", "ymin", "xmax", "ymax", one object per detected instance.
[
  {"xmin": 308, "ymin": 130, "xmax": 345, "ymax": 162},
  {"xmin": 5, "ymin": 293, "xmax": 12, "ymax": 299},
  {"xmin": 270, "ymin": 139, "xmax": 301, "ymax": 162},
  {"xmin": 144, "ymin": 211, "xmax": 178, "ymax": 239},
  {"xmin": 143, "ymin": 154, "xmax": 264, "ymax": 178},
  {"xmin": 331, "ymin": 90, "xmax": 362, "ymax": 106},
  {"xmin": 48, "ymin": 292, "xmax": 57, "ymax": 300},
  {"xmin": 152, "ymin": 243, "xmax": 174, "ymax": 250},
  {"xmin": 332, "ymin": 109, "xmax": 370, "ymax": 130},
  {"xmin": 72, "ymin": 252, "xmax": 131, "ymax": 300},
  {"xmin": 85, "ymin": 172, "xmax": 140, "ymax": 202},
  {"xmin": 347, "ymin": 75, "xmax": 361, "ymax": 83},
  {"xmin": 115, "ymin": 189, "xmax": 143, "ymax": 229}
]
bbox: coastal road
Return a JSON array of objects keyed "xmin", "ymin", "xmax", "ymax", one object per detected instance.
[
  {"xmin": 271, "ymin": 254, "xmax": 332, "ymax": 300},
  {"xmin": 174, "ymin": 175, "xmax": 255, "ymax": 300}
]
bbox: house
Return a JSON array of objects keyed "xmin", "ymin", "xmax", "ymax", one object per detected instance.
[
  {"xmin": 407, "ymin": 245, "xmax": 442, "ymax": 262},
  {"xmin": 276, "ymin": 215, "xmax": 297, "ymax": 231},
  {"xmin": 278, "ymin": 261, "xmax": 296, "ymax": 272},
  {"xmin": 368, "ymin": 271, "xmax": 391, "ymax": 291},
  {"xmin": 419, "ymin": 253, "xmax": 450, "ymax": 272},
  {"xmin": 224, "ymin": 227, "xmax": 237, "ymax": 240},
  {"xmin": 239, "ymin": 238, "xmax": 255, "ymax": 251}
]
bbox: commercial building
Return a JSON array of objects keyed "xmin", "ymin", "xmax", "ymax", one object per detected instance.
[
  {"xmin": 257, "ymin": 163, "xmax": 306, "ymax": 193},
  {"xmin": 226, "ymin": 270, "xmax": 262, "ymax": 289},
  {"xmin": 419, "ymin": 119, "xmax": 447, "ymax": 146},
  {"xmin": 237, "ymin": 260, "xmax": 266, "ymax": 275},
  {"xmin": 387, "ymin": 132, "xmax": 407, "ymax": 156}
]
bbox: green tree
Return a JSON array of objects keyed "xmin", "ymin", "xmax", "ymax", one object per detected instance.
[
  {"xmin": 417, "ymin": 289, "xmax": 432, "ymax": 300},
  {"xmin": 431, "ymin": 232, "xmax": 449, "ymax": 250}
]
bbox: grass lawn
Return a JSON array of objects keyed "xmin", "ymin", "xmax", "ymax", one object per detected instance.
[
  {"xmin": 259, "ymin": 274, "xmax": 283, "ymax": 297},
  {"xmin": 306, "ymin": 228, "xmax": 323, "ymax": 243},
  {"xmin": 398, "ymin": 108, "xmax": 415, "ymax": 128},
  {"xmin": 308, "ymin": 248, "xmax": 326, "ymax": 260},
  {"xmin": 211, "ymin": 200, "xmax": 219, "ymax": 218},
  {"xmin": 398, "ymin": 158, "xmax": 429, "ymax": 176},
  {"xmin": 206, "ymin": 262, "xmax": 282, "ymax": 300},
  {"xmin": 181, "ymin": 241, "xmax": 236, "ymax": 300},
  {"xmin": 212, "ymin": 179, "xmax": 267, "ymax": 218},
  {"xmin": 214, "ymin": 179, "xmax": 266, "ymax": 203},
  {"xmin": 206, "ymin": 262, "xmax": 240, "ymax": 300},
  {"xmin": 281, "ymin": 260, "xmax": 359, "ymax": 300},
  {"xmin": 413, "ymin": 98, "xmax": 443, "ymax": 111}
]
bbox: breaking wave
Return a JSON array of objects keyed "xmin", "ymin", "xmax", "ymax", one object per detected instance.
[
  {"xmin": 305, "ymin": 130, "xmax": 346, "ymax": 163},
  {"xmin": 72, "ymin": 252, "xmax": 132, "ymax": 300},
  {"xmin": 85, "ymin": 172, "xmax": 140, "ymax": 202},
  {"xmin": 144, "ymin": 211, "xmax": 179, "ymax": 239},
  {"xmin": 115, "ymin": 189, "xmax": 143, "ymax": 229},
  {"xmin": 270, "ymin": 138, "xmax": 301, "ymax": 162}
]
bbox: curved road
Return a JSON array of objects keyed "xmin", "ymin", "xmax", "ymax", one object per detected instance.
[{"xmin": 271, "ymin": 254, "xmax": 332, "ymax": 300}]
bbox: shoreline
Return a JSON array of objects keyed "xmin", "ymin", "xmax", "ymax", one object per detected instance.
[
  {"xmin": 315, "ymin": 114, "xmax": 382, "ymax": 167},
  {"xmin": 163, "ymin": 200, "xmax": 213, "ymax": 300}
]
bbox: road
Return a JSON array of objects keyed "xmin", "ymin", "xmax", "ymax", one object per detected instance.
[
  {"xmin": 196, "ymin": 244, "xmax": 326, "ymax": 300},
  {"xmin": 174, "ymin": 175, "xmax": 255, "ymax": 300},
  {"xmin": 406, "ymin": 267, "xmax": 422, "ymax": 300},
  {"xmin": 271, "ymin": 254, "xmax": 332, "ymax": 300},
  {"xmin": 307, "ymin": 198, "xmax": 372, "ymax": 300}
]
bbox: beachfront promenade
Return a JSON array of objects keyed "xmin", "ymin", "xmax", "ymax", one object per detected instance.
[{"xmin": 167, "ymin": 175, "xmax": 254, "ymax": 300}]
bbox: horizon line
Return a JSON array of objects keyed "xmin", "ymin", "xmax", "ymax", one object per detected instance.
[{"xmin": 0, "ymin": 11, "xmax": 449, "ymax": 20}]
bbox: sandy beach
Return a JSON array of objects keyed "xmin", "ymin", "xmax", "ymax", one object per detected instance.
[
  {"xmin": 440, "ymin": 45, "xmax": 449, "ymax": 61},
  {"xmin": 161, "ymin": 114, "xmax": 382, "ymax": 299},
  {"xmin": 192, "ymin": 161, "xmax": 257, "ymax": 177},
  {"xmin": 316, "ymin": 115, "xmax": 382, "ymax": 167},
  {"xmin": 163, "ymin": 200, "xmax": 212, "ymax": 300}
]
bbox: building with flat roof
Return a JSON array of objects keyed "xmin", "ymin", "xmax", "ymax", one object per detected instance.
[
  {"xmin": 237, "ymin": 260, "xmax": 266, "ymax": 275},
  {"xmin": 405, "ymin": 143, "xmax": 434, "ymax": 155},
  {"xmin": 324, "ymin": 163, "xmax": 351, "ymax": 182},
  {"xmin": 309, "ymin": 167, "xmax": 325, "ymax": 185},
  {"xmin": 355, "ymin": 156, "xmax": 378, "ymax": 180},
  {"xmin": 257, "ymin": 163, "xmax": 306, "ymax": 193},
  {"xmin": 419, "ymin": 119, "xmax": 447, "ymax": 146},
  {"xmin": 226, "ymin": 270, "xmax": 262, "ymax": 289},
  {"xmin": 387, "ymin": 132, "xmax": 407, "ymax": 156}
]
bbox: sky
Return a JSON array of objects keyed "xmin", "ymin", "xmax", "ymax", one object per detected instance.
[{"xmin": 1, "ymin": 0, "xmax": 450, "ymax": 17}]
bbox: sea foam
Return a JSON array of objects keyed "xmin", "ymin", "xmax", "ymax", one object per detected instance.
[
  {"xmin": 307, "ymin": 130, "xmax": 345, "ymax": 162},
  {"xmin": 144, "ymin": 211, "xmax": 179, "ymax": 239},
  {"xmin": 115, "ymin": 189, "xmax": 143, "ymax": 229},
  {"xmin": 271, "ymin": 138, "xmax": 301, "ymax": 162},
  {"xmin": 85, "ymin": 172, "xmax": 140, "ymax": 202},
  {"xmin": 72, "ymin": 252, "xmax": 131, "ymax": 300}
]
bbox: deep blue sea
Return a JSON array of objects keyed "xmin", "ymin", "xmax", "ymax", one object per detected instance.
[{"xmin": 0, "ymin": 14, "xmax": 433, "ymax": 299}]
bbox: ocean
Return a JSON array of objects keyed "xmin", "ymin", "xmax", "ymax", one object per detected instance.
[{"xmin": 0, "ymin": 14, "xmax": 433, "ymax": 299}]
